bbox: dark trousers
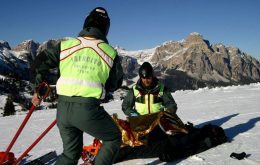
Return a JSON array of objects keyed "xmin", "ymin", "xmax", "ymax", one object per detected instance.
[{"xmin": 55, "ymin": 100, "xmax": 122, "ymax": 165}]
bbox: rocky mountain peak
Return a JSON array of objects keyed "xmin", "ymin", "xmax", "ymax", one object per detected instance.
[
  {"xmin": 184, "ymin": 32, "xmax": 212, "ymax": 53},
  {"xmin": 0, "ymin": 40, "xmax": 11, "ymax": 50},
  {"xmin": 227, "ymin": 47, "xmax": 242, "ymax": 56},
  {"xmin": 149, "ymin": 33, "xmax": 260, "ymax": 90},
  {"xmin": 37, "ymin": 39, "xmax": 61, "ymax": 55},
  {"xmin": 13, "ymin": 40, "xmax": 39, "ymax": 50},
  {"xmin": 114, "ymin": 45, "xmax": 126, "ymax": 51},
  {"xmin": 186, "ymin": 32, "xmax": 204, "ymax": 43},
  {"xmin": 12, "ymin": 40, "xmax": 40, "ymax": 58}
]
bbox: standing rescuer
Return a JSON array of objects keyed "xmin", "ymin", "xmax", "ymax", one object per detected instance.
[{"xmin": 30, "ymin": 7, "xmax": 123, "ymax": 165}]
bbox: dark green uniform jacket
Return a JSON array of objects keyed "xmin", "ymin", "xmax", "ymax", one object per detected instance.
[{"xmin": 122, "ymin": 78, "xmax": 177, "ymax": 116}]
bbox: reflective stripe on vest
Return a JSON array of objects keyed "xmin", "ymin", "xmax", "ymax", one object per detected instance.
[
  {"xmin": 60, "ymin": 37, "xmax": 114, "ymax": 68},
  {"xmin": 56, "ymin": 37, "xmax": 117, "ymax": 99},
  {"xmin": 133, "ymin": 84, "xmax": 164, "ymax": 115}
]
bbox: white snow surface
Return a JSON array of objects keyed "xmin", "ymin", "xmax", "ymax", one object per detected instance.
[{"xmin": 0, "ymin": 83, "xmax": 260, "ymax": 165}]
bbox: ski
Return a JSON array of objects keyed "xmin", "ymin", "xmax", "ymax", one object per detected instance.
[{"xmin": 23, "ymin": 151, "xmax": 58, "ymax": 165}]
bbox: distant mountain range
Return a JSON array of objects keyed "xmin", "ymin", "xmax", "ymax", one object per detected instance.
[
  {"xmin": 1, "ymin": 32, "xmax": 259, "ymax": 91},
  {"xmin": 117, "ymin": 32, "xmax": 260, "ymax": 91}
]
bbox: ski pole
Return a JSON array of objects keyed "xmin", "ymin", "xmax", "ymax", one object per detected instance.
[
  {"xmin": 0, "ymin": 82, "xmax": 50, "ymax": 164},
  {"xmin": 14, "ymin": 119, "xmax": 57, "ymax": 165}
]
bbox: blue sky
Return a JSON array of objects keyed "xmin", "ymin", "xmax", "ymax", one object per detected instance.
[{"xmin": 1, "ymin": 0, "xmax": 260, "ymax": 59}]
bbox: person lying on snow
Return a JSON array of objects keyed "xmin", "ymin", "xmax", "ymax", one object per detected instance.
[
  {"xmin": 83, "ymin": 112, "xmax": 227, "ymax": 163},
  {"xmin": 113, "ymin": 111, "xmax": 228, "ymax": 163}
]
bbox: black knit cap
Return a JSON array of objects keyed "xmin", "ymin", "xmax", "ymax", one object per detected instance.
[
  {"xmin": 139, "ymin": 62, "xmax": 154, "ymax": 78},
  {"xmin": 83, "ymin": 7, "xmax": 110, "ymax": 36}
]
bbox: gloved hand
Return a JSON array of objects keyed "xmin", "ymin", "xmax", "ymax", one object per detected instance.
[
  {"xmin": 164, "ymin": 108, "xmax": 176, "ymax": 114},
  {"xmin": 130, "ymin": 112, "xmax": 140, "ymax": 117}
]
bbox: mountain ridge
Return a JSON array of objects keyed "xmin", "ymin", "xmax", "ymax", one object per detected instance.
[{"xmin": 1, "ymin": 32, "xmax": 259, "ymax": 91}]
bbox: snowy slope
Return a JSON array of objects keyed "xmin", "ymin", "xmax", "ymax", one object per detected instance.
[{"xmin": 0, "ymin": 83, "xmax": 260, "ymax": 165}]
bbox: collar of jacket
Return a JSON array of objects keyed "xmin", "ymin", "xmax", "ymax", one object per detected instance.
[
  {"xmin": 135, "ymin": 77, "xmax": 160, "ymax": 93},
  {"xmin": 78, "ymin": 27, "xmax": 109, "ymax": 43}
]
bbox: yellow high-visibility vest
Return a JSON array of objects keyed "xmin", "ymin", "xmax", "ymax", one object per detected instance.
[
  {"xmin": 56, "ymin": 37, "xmax": 117, "ymax": 99},
  {"xmin": 133, "ymin": 84, "xmax": 164, "ymax": 115}
]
